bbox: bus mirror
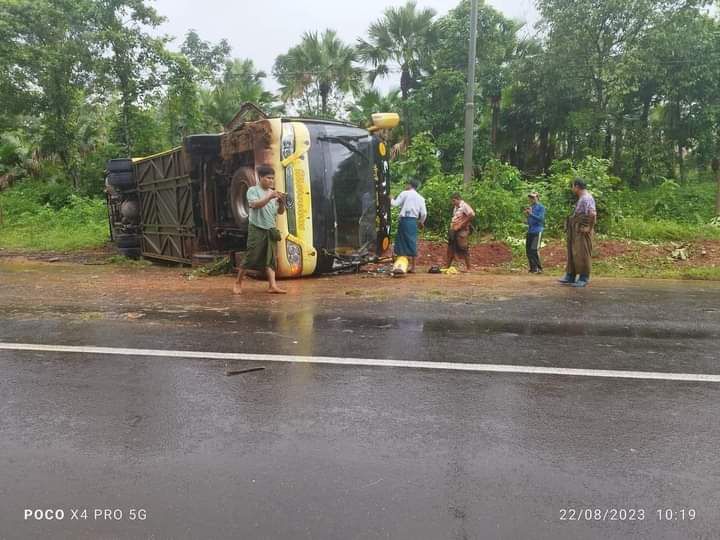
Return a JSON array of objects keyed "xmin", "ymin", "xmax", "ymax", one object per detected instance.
[{"xmin": 371, "ymin": 113, "xmax": 400, "ymax": 131}]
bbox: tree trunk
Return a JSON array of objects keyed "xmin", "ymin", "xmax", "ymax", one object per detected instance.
[
  {"xmin": 121, "ymin": 93, "xmax": 132, "ymax": 155},
  {"xmin": 603, "ymin": 124, "xmax": 612, "ymax": 159},
  {"xmin": 678, "ymin": 144, "xmax": 686, "ymax": 182},
  {"xmin": 400, "ymin": 68, "xmax": 412, "ymax": 143},
  {"xmin": 712, "ymin": 158, "xmax": 720, "ymax": 215},
  {"xmin": 321, "ymin": 92, "xmax": 328, "ymax": 117},
  {"xmin": 612, "ymin": 118, "xmax": 624, "ymax": 176},
  {"xmin": 539, "ymin": 127, "xmax": 551, "ymax": 175},
  {"xmin": 490, "ymin": 95, "xmax": 500, "ymax": 155},
  {"xmin": 632, "ymin": 96, "xmax": 652, "ymax": 186},
  {"xmin": 319, "ymin": 81, "xmax": 331, "ymax": 117}
]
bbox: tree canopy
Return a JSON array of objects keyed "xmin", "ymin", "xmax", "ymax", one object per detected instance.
[{"xmin": 0, "ymin": 0, "xmax": 718, "ymax": 198}]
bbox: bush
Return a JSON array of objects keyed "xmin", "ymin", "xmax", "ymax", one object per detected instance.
[
  {"xmin": 481, "ymin": 158, "xmax": 524, "ymax": 192},
  {"xmin": 418, "ymin": 156, "xmax": 719, "ymax": 243},
  {"xmin": 421, "ymin": 173, "xmax": 523, "ymax": 238},
  {"xmin": 393, "ymin": 132, "xmax": 441, "ymax": 185},
  {"xmin": 0, "ymin": 181, "xmax": 108, "ymax": 250}
]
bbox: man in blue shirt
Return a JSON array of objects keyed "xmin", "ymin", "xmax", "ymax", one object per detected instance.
[{"xmin": 524, "ymin": 192, "xmax": 545, "ymax": 274}]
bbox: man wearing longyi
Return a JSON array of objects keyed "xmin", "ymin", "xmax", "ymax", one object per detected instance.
[
  {"xmin": 391, "ymin": 179, "xmax": 427, "ymax": 274},
  {"xmin": 559, "ymin": 179, "xmax": 597, "ymax": 288},
  {"xmin": 233, "ymin": 165, "xmax": 287, "ymax": 294}
]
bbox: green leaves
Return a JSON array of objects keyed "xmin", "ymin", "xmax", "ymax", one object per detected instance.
[
  {"xmin": 200, "ymin": 59, "xmax": 276, "ymax": 130},
  {"xmin": 393, "ymin": 133, "xmax": 441, "ymax": 185},
  {"xmin": 273, "ymin": 30, "xmax": 362, "ymax": 117}
]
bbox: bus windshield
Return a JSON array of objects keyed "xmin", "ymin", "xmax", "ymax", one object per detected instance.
[{"xmin": 306, "ymin": 123, "xmax": 376, "ymax": 257}]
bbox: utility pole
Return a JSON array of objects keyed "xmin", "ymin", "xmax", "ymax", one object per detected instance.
[{"xmin": 463, "ymin": 0, "xmax": 479, "ymax": 185}]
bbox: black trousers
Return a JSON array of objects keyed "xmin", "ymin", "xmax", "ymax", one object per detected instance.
[{"xmin": 526, "ymin": 232, "xmax": 543, "ymax": 272}]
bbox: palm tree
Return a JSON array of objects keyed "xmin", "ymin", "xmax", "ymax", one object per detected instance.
[
  {"xmin": 357, "ymin": 0, "xmax": 437, "ymax": 140},
  {"xmin": 201, "ymin": 59, "xmax": 276, "ymax": 129},
  {"xmin": 273, "ymin": 30, "xmax": 363, "ymax": 117}
]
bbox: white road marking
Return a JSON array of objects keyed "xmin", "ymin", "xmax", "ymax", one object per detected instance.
[{"xmin": 0, "ymin": 342, "xmax": 718, "ymax": 383}]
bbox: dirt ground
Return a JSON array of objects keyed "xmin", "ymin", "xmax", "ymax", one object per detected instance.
[
  {"xmin": 1, "ymin": 238, "xmax": 719, "ymax": 323},
  {"xmin": 3, "ymin": 238, "xmax": 720, "ymax": 270},
  {"xmin": 540, "ymin": 238, "xmax": 720, "ymax": 269},
  {"xmin": 0, "ymin": 254, "xmax": 560, "ymax": 327}
]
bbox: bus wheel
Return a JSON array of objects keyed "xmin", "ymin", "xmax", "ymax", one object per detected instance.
[
  {"xmin": 118, "ymin": 247, "xmax": 141, "ymax": 259},
  {"xmin": 107, "ymin": 171, "xmax": 135, "ymax": 191},
  {"xmin": 230, "ymin": 167, "xmax": 257, "ymax": 226},
  {"xmin": 115, "ymin": 233, "xmax": 140, "ymax": 250}
]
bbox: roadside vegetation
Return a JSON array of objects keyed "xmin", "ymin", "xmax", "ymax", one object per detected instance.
[
  {"xmin": 0, "ymin": 0, "xmax": 718, "ymax": 278},
  {"xmin": 0, "ymin": 182, "xmax": 107, "ymax": 250}
]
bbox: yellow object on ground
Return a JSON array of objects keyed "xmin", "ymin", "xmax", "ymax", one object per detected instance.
[
  {"xmin": 440, "ymin": 267, "xmax": 459, "ymax": 275},
  {"xmin": 392, "ymin": 256, "xmax": 409, "ymax": 276}
]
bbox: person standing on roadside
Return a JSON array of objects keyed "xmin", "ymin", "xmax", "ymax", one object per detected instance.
[
  {"xmin": 233, "ymin": 165, "xmax": 287, "ymax": 295},
  {"xmin": 524, "ymin": 192, "xmax": 545, "ymax": 274},
  {"xmin": 559, "ymin": 179, "xmax": 596, "ymax": 288},
  {"xmin": 446, "ymin": 193, "xmax": 475, "ymax": 272},
  {"xmin": 391, "ymin": 179, "xmax": 427, "ymax": 273}
]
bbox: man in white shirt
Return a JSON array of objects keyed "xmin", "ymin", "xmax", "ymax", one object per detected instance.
[{"xmin": 391, "ymin": 179, "xmax": 427, "ymax": 273}]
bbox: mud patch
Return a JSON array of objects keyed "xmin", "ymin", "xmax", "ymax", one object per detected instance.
[{"xmin": 416, "ymin": 239, "xmax": 513, "ymax": 268}]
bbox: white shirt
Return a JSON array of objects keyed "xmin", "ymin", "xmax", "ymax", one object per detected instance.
[{"xmin": 392, "ymin": 189, "xmax": 427, "ymax": 222}]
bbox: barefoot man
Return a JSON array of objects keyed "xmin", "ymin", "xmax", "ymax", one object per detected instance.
[{"xmin": 234, "ymin": 165, "xmax": 286, "ymax": 295}]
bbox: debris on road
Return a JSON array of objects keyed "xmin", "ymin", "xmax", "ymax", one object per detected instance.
[{"xmin": 225, "ymin": 366, "xmax": 266, "ymax": 376}]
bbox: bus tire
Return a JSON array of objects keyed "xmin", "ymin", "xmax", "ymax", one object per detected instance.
[
  {"xmin": 116, "ymin": 233, "xmax": 140, "ymax": 249},
  {"xmin": 107, "ymin": 172, "xmax": 135, "ymax": 190},
  {"xmin": 185, "ymin": 134, "xmax": 221, "ymax": 157},
  {"xmin": 230, "ymin": 167, "xmax": 257, "ymax": 226},
  {"xmin": 107, "ymin": 158, "xmax": 134, "ymax": 173},
  {"xmin": 118, "ymin": 247, "xmax": 141, "ymax": 259}
]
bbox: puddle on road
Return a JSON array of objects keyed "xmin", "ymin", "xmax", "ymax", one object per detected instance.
[
  {"xmin": 421, "ymin": 319, "xmax": 716, "ymax": 340},
  {"xmin": 1, "ymin": 298, "xmax": 717, "ymax": 341}
]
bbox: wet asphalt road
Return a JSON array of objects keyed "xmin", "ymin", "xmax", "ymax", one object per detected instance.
[{"xmin": 1, "ymin": 279, "xmax": 720, "ymax": 539}]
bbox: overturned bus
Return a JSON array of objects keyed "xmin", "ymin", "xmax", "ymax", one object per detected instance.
[{"xmin": 106, "ymin": 107, "xmax": 398, "ymax": 278}]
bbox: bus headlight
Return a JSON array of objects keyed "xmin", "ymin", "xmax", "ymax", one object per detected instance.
[
  {"xmin": 286, "ymin": 240, "xmax": 303, "ymax": 276},
  {"xmin": 281, "ymin": 123, "xmax": 295, "ymax": 160}
]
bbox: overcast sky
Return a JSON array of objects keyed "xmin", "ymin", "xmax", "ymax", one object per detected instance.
[{"xmin": 151, "ymin": 0, "xmax": 539, "ymax": 92}]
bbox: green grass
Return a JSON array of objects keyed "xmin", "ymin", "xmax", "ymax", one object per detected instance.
[
  {"xmin": 0, "ymin": 181, "xmax": 109, "ymax": 250},
  {"xmin": 607, "ymin": 217, "xmax": 720, "ymax": 242},
  {"xmin": 591, "ymin": 259, "xmax": 720, "ymax": 280}
]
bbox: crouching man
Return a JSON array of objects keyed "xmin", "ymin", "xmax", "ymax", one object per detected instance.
[{"xmin": 234, "ymin": 165, "xmax": 287, "ymax": 295}]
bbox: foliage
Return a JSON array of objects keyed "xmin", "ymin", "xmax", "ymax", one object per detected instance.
[
  {"xmin": 180, "ymin": 29, "xmax": 231, "ymax": 84},
  {"xmin": 526, "ymin": 157, "xmax": 622, "ymax": 234},
  {"xmin": 0, "ymin": 181, "xmax": 108, "ymax": 250},
  {"xmin": 0, "ymin": 0, "xmax": 719, "ymax": 255},
  {"xmin": 414, "ymin": 155, "xmax": 720, "ymax": 243},
  {"xmin": 421, "ymin": 173, "xmax": 520, "ymax": 238},
  {"xmin": 393, "ymin": 133, "xmax": 441, "ymax": 185},
  {"xmin": 481, "ymin": 159, "xmax": 523, "ymax": 191},
  {"xmin": 346, "ymin": 89, "xmax": 402, "ymax": 129},
  {"xmin": 93, "ymin": 0, "xmax": 168, "ymax": 155},
  {"xmin": 0, "ymin": 131, "xmax": 37, "ymax": 178},
  {"xmin": 201, "ymin": 59, "xmax": 277, "ymax": 130},
  {"xmin": 358, "ymin": 0, "xmax": 438, "ymax": 137},
  {"xmin": 274, "ymin": 30, "xmax": 362, "ymax": 117}
]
